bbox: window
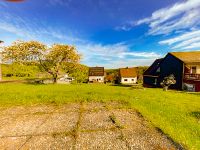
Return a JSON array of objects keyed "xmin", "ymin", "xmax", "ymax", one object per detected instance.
[
  {"xmin": 124, "ymin": 79, "xmax": 128, "ymax": 81},
  {"xmin": 191, "ymin": 66, "xmax": 197, "ymax": 74},
  {"xmin": 154, "ymin": 78, "xmax": 157, "ymax": 85},
  {"xmin": 156, "ymin": 67, "xmax": 160, "ymax": 73}
]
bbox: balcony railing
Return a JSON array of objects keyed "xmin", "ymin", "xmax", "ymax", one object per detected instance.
[{"xmin": 184, "ymin": 73, "xmax": 200, "ymax": 80}]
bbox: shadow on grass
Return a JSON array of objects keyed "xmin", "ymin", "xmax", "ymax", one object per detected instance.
[
  {"xmin": 190, "ymin": 111, "xmax": 200, "ymax": 120},
  {"xmin": 109, "ymin": 84, "xmax": 135, "ymax": 87}
]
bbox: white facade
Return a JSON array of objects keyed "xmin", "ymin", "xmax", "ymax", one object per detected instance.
[
  {"xmin": 57, "ymin": 74, "xmax": 75, "ymax": 84},
  {"xmin": 89, "ymin": 76, "xmax": 104, "ymax": 83},
  {"xmin": 121, "ymin": 77, "xmax": 137, "ymax": 84}
]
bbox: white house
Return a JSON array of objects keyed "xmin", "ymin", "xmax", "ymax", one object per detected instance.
[
  {"xmin": 119, "ymin": 67, "xmax": 137, "ymax": 84},
  {"xmin": 89, "ymin": 67, "xmax": 105, "ymax": 83},
  {"xmin": 57, "ymin": 74, "xmax": 75, "ymax": 84}
]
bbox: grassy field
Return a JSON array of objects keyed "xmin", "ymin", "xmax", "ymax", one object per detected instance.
[{"xmin": 0, "ymin": 83, "xmax": 199, "ymax": 150}]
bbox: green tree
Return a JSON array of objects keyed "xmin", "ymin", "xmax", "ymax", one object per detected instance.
[
  {"xmin": 3, "ymin": 41, "xmax": 80, "ymax": 83},
  {"xmin": 70, "ymin": 64, "xmax": 89, "ymax": 83}
]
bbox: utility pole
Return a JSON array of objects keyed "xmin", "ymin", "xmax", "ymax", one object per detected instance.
[{"xmin": 0, "ymin": 40, "xmax": 4, "ymax": 82}]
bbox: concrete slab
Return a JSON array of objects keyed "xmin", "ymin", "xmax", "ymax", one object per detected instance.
[
  {"xmin": 0, "ymin": 106, "xmax": 29, "ymax": 115},
  {"xmin": 0, "ymin": 103, "xmax": 178, "ymax": 150},
  {"xmin": 22, "ymin": 135, "xmax": 74, "ymax": 150},
  {"xmin": 112, "ymin": 109, "xmax": 144, "ymax": 129},
  {"xmin": 75, "ymin": 131, "xmax": 128, "ymax": 150},
  {"xmin": 83, "ymin": 102, "xmax": 106, "ymax": 112},
  {"xmin": 0, "ymin": 136, "xmax": 28, "ymax": 150},
  {"xmin": 123, "ymin": 128, "xmax": 176, "ymax": 150},
  {"xmin": 26, "ymin": 105, "xmax": 57, "ymax": 114},
  {"xmin": 35, "ymin": 112, "xmax": 79, "ymax": 135},
  {"xmin": 55, "ymin": 103, "xmax": 80, "ymax": 113},
  {"xmin": 80, "ymin": 110, "xmax": 114, "ymax": 130},
  {"xmin": 0, "ymin": 114, "xmax": 48, "ymax": 137}
]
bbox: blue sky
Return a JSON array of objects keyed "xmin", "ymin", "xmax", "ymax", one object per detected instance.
[{"xmin": 0, "ymin": 0, "xmax": 200, "ymax": 68}]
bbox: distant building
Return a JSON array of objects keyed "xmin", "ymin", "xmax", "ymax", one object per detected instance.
[
  {"xmin": 143, "ymin": 51, "xmax": 200, "ymax": 92},
  {"xmin": 89, "ymin": 67, "xmax": 105, "ymax": 83},
  {"xmin": 57, "ymin": 74, "xmax": 74, "ymax": 84},
  {"xmin": 119, "ymin": 67, "xmax": 137, "ymax": 84}
]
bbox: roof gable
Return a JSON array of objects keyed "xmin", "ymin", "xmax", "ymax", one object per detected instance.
[
  {"xmin": 119, "ymin": 68, "xmax": 137, "ymax": 77},
  {"xmin": 143, "ymin": 58, "xmax": 163, "ymax": 75},
  {"xmin": 169, "ymin": 51, "xmax": 200, "ymax": 63}
]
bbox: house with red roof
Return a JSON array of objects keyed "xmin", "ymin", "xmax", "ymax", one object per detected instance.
[{"xmin": 119, "ymin": 67, "xmax": 138, "ymax": 84}]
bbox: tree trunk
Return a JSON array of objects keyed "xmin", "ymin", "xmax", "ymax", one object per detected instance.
[
  {"xmin": 53, "ymin": 74, "xmax": 58, "ymax": 84},
  {"xmin": 0, "ymin": 63, "xmax": 2, "ymax": 81},
  {"xmin": 163, "ymin": 86, "xmax": 168, "ymax": 91}
]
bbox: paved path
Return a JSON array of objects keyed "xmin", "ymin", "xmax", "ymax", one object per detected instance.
[{"xmin": 0, "ymin": 102, "xmax": 177, "ymax": 150}]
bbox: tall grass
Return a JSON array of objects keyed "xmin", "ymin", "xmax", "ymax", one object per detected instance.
[{"xmin": 0, "ymin": 83, "xmax": 199, "ymax": 149}]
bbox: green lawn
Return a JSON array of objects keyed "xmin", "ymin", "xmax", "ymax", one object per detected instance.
[{"xmin": 0, "ymin": 83, "xmax": 199, "ymax": 150}]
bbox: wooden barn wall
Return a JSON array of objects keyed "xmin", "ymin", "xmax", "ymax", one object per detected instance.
[
  {"xmin": 159, "ymin": 54, "xmax": 184, "ymax": 90},
  {"xmin": 143, "ymin": 76, "xmax": 158, "ymax": 87}
]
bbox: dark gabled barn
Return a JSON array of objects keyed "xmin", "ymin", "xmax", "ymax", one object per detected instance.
[
  {"xmin": 143, "ymin": 58, "xmax": 163, "ymax": 87},
  {"xmin": 143, "ymin": 51, "xmax": 200, "ymax": 92}
]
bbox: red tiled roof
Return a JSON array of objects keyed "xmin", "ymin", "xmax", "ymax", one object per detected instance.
[{"xmin": 119, "ymin": 68, "xmax": 137, "ymax": 77}]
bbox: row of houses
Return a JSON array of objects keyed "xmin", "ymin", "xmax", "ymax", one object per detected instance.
[
  {"xmin": 89, "ymin": 51, "xmax": 200, "ymax": 92},
  {"xmin": 88, "ymin": 67, "xmax": 138, "ymax": 84}
]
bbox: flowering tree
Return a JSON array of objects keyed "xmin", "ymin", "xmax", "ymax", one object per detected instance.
[
  {"xmin": 3, "ymin": 41, "xmax": 80, "ymax": 83},
  {"xmin": 160, "ymin": 74, "xmax": 176, "ymax": 91}
]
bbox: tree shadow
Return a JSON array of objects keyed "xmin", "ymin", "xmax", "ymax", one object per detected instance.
[
  {"xmin": 189, "ymin": 111, "xmax": 200, "ymax": 120},
  {"xmin": 109, "ymin": 84, "xmax": 133, "ymax": 87}
]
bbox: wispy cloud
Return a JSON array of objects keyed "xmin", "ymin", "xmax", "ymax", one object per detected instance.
[
  {"xmin": 159, "ymin": 30, "xmax": 200, "ymax": 50},
  {"xmin": 0, "ymin": 5, "xmax": 161, "ymax": 68},
  {"xmin": 48, "ymin": 0, "xmax": 72, "ymax": 6},
  {"xmin": 0, "ymin": 1, "xmax": 8, "ymax": 8},
  {"xmin": 116, "ymin": 0, "xmax": 200, "ymax": 51},
  {"xmin": 77, "ymin": 42, "xmax": 161, "ymax": 68},
  {"xmin": 0, "ymin": 12, "xmax": 82, "ymax": 44},
  {"xmin": 117, "ymin": 0, "xmax": 200, "ymax": 35}
]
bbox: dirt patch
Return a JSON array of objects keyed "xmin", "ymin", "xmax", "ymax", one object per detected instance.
[{"xmin": 0, "ymin": 102, "xmax": 179, "ymax": 149}]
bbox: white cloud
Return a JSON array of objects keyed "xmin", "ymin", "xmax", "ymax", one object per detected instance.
[
  {"xmin": 139, "ymin": 0, "xmax": 200, "ymax": 35},
  {"xmin": 103, "ymin": 58, "xmax": 156, "ymax": 69},
  {"xmin": 159, "ymin": 30, "xmax": 200, "ymax": 45},
  {"xmin": 77, "ymin": 42, "xmax": 161, "ymax": 68},
  {"xmin": 159, "ymin": 29, "xmax": 200, "ymax": 50},
  {"xmin": 0, "ymin": 7, "xmax": 161, "ymax": 68},
  {"xmin": 117, "ymin": 0, "xmax": 200, "ymax": 35},
  {"xmin": 118, "ymin": 0, "xmax": 200, "ymax": 51}
]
